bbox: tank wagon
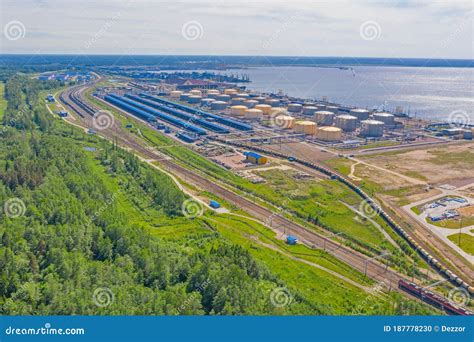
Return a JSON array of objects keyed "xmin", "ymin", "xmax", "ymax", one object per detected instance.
[
  {"xmin": 139, "ymin": 93, "xmax": 253, "ymax": 131},
  {"xmin": 208, "ymin": 136, "xmax": 473, "ymax": 296},
  {"xmin": 107, "ymin": 94, "xmax": 207, "ymax": 135},
  {"xmin": 124, "ymin": 94, "xmax": 229, "ymax": 134},
  {"xmin": 105, "ymin": 95, "xmax": 156, "ymax": 123}
]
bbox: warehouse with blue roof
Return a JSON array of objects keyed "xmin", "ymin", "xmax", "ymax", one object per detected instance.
[{"xmin": 244, "ymin": 151, "xmax": 267, "ymax": 165}]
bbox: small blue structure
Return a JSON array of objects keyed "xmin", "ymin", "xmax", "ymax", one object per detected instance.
[
  {"xmin": 286, "ymin": 235, "xmax": 298, "ymax": 245},
  {"xmin": 209, "ymin": 200, "xmax": 221, "ymax": 209},
  {"xmin": 87, "ymin": 128, "xmax": 96, "ymax": 135},
  {"xmin": 244, "ymin": 151, "xmax": 267, "ymax": 165},
  {"xmin": 46, "ymin": 94, "xmax": 55, "ymax": 102},
  {"xmin": 176, "ymin": 132, "xmax": 198, "ymax": 143},
  {"xmin": 58, "ymin": 110, "xmax": 68, "ymax": 117},
  {"xmin": 126, "ymin": 123, "xmax": 133, "ymax": 128},
  {"xmin": 288, "ymin": 156, "xmax": 296, "ymax": 162}
]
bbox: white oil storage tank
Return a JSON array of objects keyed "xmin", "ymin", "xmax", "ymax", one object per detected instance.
[
  {"xmin": 188, "ymin": 95, "xmax": 201, "ymax": 104},
  {"xmin": 325, "ymin": 106, "xmax": 339, "ymax": 114},
  {"xmin": 217, "ymin": 94, "xmax": 231, "ymax": 102},
  {"xmin": 372, "ymin": 112, "xmax": 395, "ymax": 126},
  {"xmin": 288, "ymin": 103, "xmax": 303, "ymax": 113},
  {"xmin": 206, "ymin": 90, "xmax": 220, "ymax": 99},
  {"xmin": 335, "ymin": 114, "xmax": 358, "ymax": 132},
  {"xmin": 211, "ymin": 101, "xmax": 227, "ymax": 110},
  {"xmin": 170, "ymin": 90, "xmax": 183, "ymax": 99},
  {"xmin": 189, "ymin": 89, "xmax": 202, "ymax": 97},
  {"xmin": 303, "ymin": 106, "xmax": 318, "ymax": 115},
  {"xmin": 360, "ymin": 120, "xmax": 384, "ymax": 137},
  {"xmin": 266, "ymin": 99, "xmax": 280, "ymax": 107},
  {"xmin": 201, "ymin": 98, "xmax": 215, "ymax": 106},
  {"xmin": 315, "ymin": 126, "xmax": 342, "ymax": 141},
  {"xmin": 244, "ymin": 100, "xmax": 259, "ymax": 108},
  {"xmin": 350, "ymin": 108, "xmax": 370, "ymax": 121},
  {"xmin": 180, "ymin": 93, "xmax": 191, "ymax": 101},
  {"xmin": 231, "ymin": 97, "xmax": 245, "ymax": 106},
  {"xmin": 314, "ymin": 111, "xmax": 335, "ymax": 126}
]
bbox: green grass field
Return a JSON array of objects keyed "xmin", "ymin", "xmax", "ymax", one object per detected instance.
[
  {"xmin": 447, "ymin": 233, "xmax": 474, "ymax": 255},
  {"xmin": 39, "ymin": 88, "xmax": 436, "ymax": 314},
  {"xmin": 83, "ymin": 82, "xmax": 426, "ymax": 270},
  {"xmin": 427, "ymin": 216, "xmax": 474, "ymax": 229}
]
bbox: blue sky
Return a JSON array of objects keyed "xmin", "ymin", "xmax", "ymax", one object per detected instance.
[{"xmin": 1, "ymin": 0, "xmax": 473, "ymax": 58}]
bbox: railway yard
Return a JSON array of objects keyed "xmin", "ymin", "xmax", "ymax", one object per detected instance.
[{"xmin": 50, "ymin": 74, "xmax": 474, "ymax": 315}]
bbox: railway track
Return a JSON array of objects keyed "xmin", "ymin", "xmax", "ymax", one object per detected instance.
[
  {"xmin": 211, "ymin": 137, "xmax": 474, "ymax": 294},
  {"xmin": 58, "ymin": 83, "xmax": 473, "ymax": 315}
]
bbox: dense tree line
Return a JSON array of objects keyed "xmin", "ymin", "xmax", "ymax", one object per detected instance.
[
  {"xmin": 0, "ymin": 75, "xmax": 312, "ymax": 315},
  {"xmin": 0, "ymin": 74, "xmax": 435, "ymax": 315}
]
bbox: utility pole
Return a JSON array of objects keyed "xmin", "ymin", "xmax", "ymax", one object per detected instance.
[
  {"xmin": 323, "ymin": 231, "xmax": 343, "ymax": 251},
  {"xmin": 364, "ymin": 250, "xmax": 390, "ymax": 277}
]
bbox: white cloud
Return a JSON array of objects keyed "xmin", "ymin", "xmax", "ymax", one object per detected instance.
[{"xmin": 1, "ymin": 0, "xmax": 473, "ymax": 58}]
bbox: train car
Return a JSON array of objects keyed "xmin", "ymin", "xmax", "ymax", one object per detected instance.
[{"xmin": 398, "ymin": 280, "xmax": 472, "ymax": 316}]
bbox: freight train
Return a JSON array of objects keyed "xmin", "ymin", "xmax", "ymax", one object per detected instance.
[
  {"xmin": 106, "ymin": 94, "xmax": 207, "ymax": 136},
  {"xmin": 398, "ymin": 280, "xmax": 472, "ymax": 316},
  {"xmin": 209, "ymin": 136, "xmax": 474, "ymax": 296},
  {"xmin": 139, "ymin": 93, "xmax": 253, "ymax": 131}
]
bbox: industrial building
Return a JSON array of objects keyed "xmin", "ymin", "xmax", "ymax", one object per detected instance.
[{"xmin": 244, "ymin": 151, "xmax": 267, "ymax": 165}]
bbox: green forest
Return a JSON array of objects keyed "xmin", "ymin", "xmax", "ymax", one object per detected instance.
[{"xmin": 0, "ymin": 74, "xmax": 435, "ymax": 315}]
